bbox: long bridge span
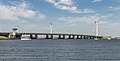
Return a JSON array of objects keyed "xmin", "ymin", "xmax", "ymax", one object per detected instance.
[{"xmin": 0, "ymin": 32, "xmax": 103, "ymax": 39}]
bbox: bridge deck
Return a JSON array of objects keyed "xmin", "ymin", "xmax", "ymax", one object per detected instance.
[{"xmin": 0, "ymin": 32, "xmax": 103, "ymax": 39}]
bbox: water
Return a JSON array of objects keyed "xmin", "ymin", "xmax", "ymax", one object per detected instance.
[{"xmin": 0, "ymin": 39, "xmax": 120, "ymax": 61}]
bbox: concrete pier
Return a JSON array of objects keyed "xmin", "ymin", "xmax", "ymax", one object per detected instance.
[{"xmin": 30, "ymin": 34, "xmax": 38, "ymax": 39}]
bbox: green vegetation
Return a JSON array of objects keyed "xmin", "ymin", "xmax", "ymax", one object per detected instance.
[
  {"xmin": 102, "ymin": 36, "xmax": 112, "ymax": 40},
  {"xmin": 0, "ymin": 36, "xmax": 9, "ymax": 40}
]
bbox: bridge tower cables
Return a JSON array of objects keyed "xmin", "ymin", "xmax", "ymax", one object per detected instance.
[
  {"xmin": 95, "ymin": 17, "xmax": 99, "ymax": 37},
  {"xmin": 94, "ymin": 17, "xmax": 99, "ymax": 40}
]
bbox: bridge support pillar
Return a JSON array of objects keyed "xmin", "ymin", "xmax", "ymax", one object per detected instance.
[
  {"xmin": 74, "ymin": 35, "xmax": 83, "ymax": 39},
  {"xmin": 58, "ymin": 35, "xmax": 65, "ymax": 39},
  {"xmin": 16, "ymin": 34, "xmax": 22, "ymax": 39},
  {"xmin": 58, "ymin": 35, "xmax": 61, "ymax": 39},
  {"xmin": 81, "ymin": 36, "xmax": 83, "ymax": 39},
  {"xmin": 63, "ymin": 35, "xmax": 65, "ymax": 39},
  {"xmin": 30, "ymin": 34, "xmax": 33, "ymax": 39},
  {"xmin": 89, "ymin": 36, "xmax": 93, "ymax": 39},
  {"xmin": 46, "ymin": 35, "xmax": 53, "ymax": 39},
  {"xmin": 83, "ymin": 36, "xmax": 87, "ymax": 39},
  {"xmin": 68, "ymin": 35, "xmax": 71, "ymax": 39},
  {"xmin": 80, "ymin": 36, "xmax": 82, "ymax": 39},
  {"xmin": 50, "ymin": 35, "xmax": 53, "ymax": 39},
  {"xmin": 76, "ymin": 35, "xmax": 79, "ymax": 39},
  {"xmin": 46, "ymin": 35, "xmax": 49, "ymax": 39},
  {"xmin": 73, "ymin": 35, "xmax": 75, "ymax": 39},
  {"xmin": 68, "ymin": 35, "xmax": 75, "ymax": 39},
  {"xmin": 83, "ymin": 36, "xmax": 86, "ymax": 39},
  {"xmin": 86, "ymin": 36, "xmax": 88, "ymax": 39},
  {"xmin": 93, "ymin": 36, "xmax": 95, "ymax": 39},
  {"xmin": 30, "ymin": 34, "xmax": 38, "ymax": 39},
  {"xmin": 34, "ymin": 34, "xmax": 38, "ymax": 39},
  {"xmin": 87, "ymin": 36, "xmax": 89, "ymax": 39},
  {"xmin": 92, "ymin": 36, "xmax": 95, "ymax": 39}
]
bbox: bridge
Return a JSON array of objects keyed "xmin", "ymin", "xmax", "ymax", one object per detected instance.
[
  {"xmin": 0, "ymin": 32, "xmax": 103, "ymax": 39},
  {"xmin": 0, "ymin": 18, "xmax": 106, "ymax": 40}
]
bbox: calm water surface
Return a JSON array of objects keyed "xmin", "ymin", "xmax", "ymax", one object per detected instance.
[{"xmin": 0, "ymin": 39, "xmax": 120, "ymax": 61}]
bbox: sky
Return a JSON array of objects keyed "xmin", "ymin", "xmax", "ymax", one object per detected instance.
[{"xmin": 0, "ymin": 0, "xmax": 120, "ymax": 37}]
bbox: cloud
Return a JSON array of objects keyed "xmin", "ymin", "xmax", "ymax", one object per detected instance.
[
  {"xmin": 0, "ymin": 1, "xmax": 45, "ymax": 21},
  {"xmin": 71, "ymin": 8, "xmax": 95, "ymax": 13},
  {"xmin": 46, "ymin": 0, "xmax": 95, "ymax": 13},
  {"xmin": 47, "ymin": 0, "xmax": 76, "ymax": 10},
  {"xmin": 92, "ymin": 0, "xmax": 102, "ymax": 3},
  {"xmin": 59, "ymin": 16, "xmax": 95, "ymax": 25},
  {"xmin": 59, "ymin": 14, "xmax": 112, "ymax": 25},
  {"xmin": 109, "ymin": 6, "xmax": 120, "ymax": 10}
]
